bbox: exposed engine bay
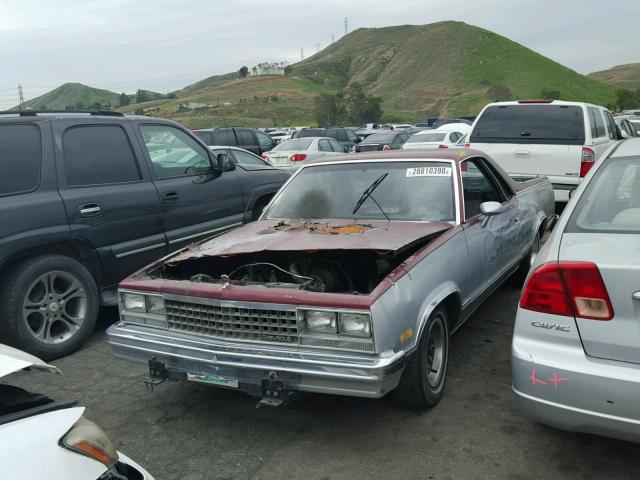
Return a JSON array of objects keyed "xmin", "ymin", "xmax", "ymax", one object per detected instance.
[{"xmin": 150, "ymin": 248, "xmax": 418, "ymax": 294}]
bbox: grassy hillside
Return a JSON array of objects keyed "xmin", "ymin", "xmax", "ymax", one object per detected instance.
[
  {"xmin": 175, "ymin": 72, "xmax": 239, "ymax": 97},
  {"xmin": 121, "ymin": 75, "xmax": 328, "ymax": 128},
  {"xmin": 588, "ymin": 63, "xmax": 640, "ymax": 90},
  {"xmin": 20, "ymin": 83, "xmax": 121, "ymax": 110},
  {"xmin": 291, "ymin": 21, "xmax": 616, "ymax": 117}
]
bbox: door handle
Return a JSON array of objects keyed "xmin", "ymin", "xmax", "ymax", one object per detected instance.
[
  {"xmin": 162, "ymin": 191, "xmax": 179, "ymax": 204},
  {"xmin": 79, "ymin": 203, "xmax": 101, "ymax": 217},
  {"xmin": 513, "ymin": 216, "xmax": 520, "ymax": 223}
]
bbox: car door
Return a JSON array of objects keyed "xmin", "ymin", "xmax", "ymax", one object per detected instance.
[
  {"xmin": 460, "ymin": 158, "xmax": 519, "ymax": 305},
  {"xmin": 137, "ymin": 123, "xmax": 244, "ymax": 252},
  {"xmin": 54, "ymin": 121, "xmax": 166, "ymax": 287},
  {"xmin": 236, "ymin": 129, "xmax": 260, "ymax": 155}
]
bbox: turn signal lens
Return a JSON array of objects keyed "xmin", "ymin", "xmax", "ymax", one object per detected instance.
[
  {"xmin": 520, "ymin": 261, "xmax": 613, "ymax": 320},
  {"xmin": 61, "ymin": 417, "xmax": 118, "ymax": 468}
]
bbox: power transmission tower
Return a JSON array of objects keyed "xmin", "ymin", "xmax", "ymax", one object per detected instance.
[
  {"xmin": 344, "ymin": 17, "xmax": 348, "ymax": 35},
  {"xmin": 300, "ymin": 48, "xmax": 304, "ymax": 61},
  {"xmin": 18, "ymin": 84, "xmax": 24, "ymax": 110}
]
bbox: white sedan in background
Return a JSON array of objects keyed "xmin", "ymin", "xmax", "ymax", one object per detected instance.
[
  {"xmin": 0, "ymin": 344, "xmax": 154, "ymax": 479},
  {"xmin": 262, "ymin": 137, "xmax": 348, "ymax": 171},
  {"xmin": 403, "ymin": 127, "xmax": 467, "ymax": 150}
]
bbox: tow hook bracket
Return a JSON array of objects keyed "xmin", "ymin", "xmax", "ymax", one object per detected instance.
[
  {"xmin": 257, "ymin": 371, "xmax": 297, "ymax": 407},
  {"xmin": 144, "ymin": 357, "xmax": 167, "ymax": 391}
]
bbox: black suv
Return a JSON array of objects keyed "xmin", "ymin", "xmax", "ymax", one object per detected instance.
[
  {"xmin": 193, "ymin": 127, "xmax": 275, "ymax": 155},
  {"xmin": 295, "ymin": 127, "xmax": 360, "ymax": 150},
  {"xmin": 355, "ymin": 130, "xmax": 411, "ymax": 152},
  {"xmin": 0, "ymin": 111, "xmax": 289, "ymax": 359}
]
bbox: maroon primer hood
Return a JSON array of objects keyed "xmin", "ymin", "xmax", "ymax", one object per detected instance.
[{"xmin": 167, "ymin": 219, "xmax": 453, "ymax": 262}]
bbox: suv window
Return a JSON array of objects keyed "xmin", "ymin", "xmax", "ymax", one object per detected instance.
[
  {"xmin": 0, "ymin": 124, "xmax": 41, "ymax": 196},
  {"xmin": 140, "ymin": 125, "xmax": 211, "ymax": 178},
  {"xmin": 346, "ymin": 130, "xmax": 358, "ymax": 143},
  {"xmin": 588, "ymin": 107, "xmax": 606, "ymax": 138},
  {"xmin": 63, "ymin": 125, "xmax": 140, "ymax": 186},
  {"xmin": 213, "ymin": 129, "xmax": 236, "ymax": 145},
  {"xmin": 297, "ymin": 129, "xmax": 326, "ymax": 138},
  {"xmin": 326, "ymin": 129, "xmax": 338, "ymax": 140},
  {"xmin": 604, "ymin": 111, "xmax": 617, "ymax": 140},
  {"xmin": 237, "ymin": 130, "xmax": 255, "ymax": 145},
  {"xmin": 256, "ymin": 131, "xmax": 273, "ymax": 148},
  {"xmin": 470, "ymin": 104, "xmax": 585, "ymax": 145},
  {"xmin": 193, "ymin": 130, "xmax": 212, "ymax": 144},
  {"xmin": 461, "ymin": 159, "xmax": 504, "ymax": 220},
  {"xmin": 336, "ymin": 129, "xmax": 348, "ymax": 142}
]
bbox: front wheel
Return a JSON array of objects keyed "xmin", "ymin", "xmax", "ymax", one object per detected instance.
[
  {"xmin": 393, "ymin": 307, "xmax": 449, "ymax": 408},
  {"xmin": 0, "ymin": 255, "xmax": 99, "ymax": 360}
]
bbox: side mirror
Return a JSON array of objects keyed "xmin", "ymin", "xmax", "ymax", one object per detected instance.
[
  {"xmin": 616, "ymin": 125, "xmax": 627, "ymax": 140},
  {"xmin": 479, "ymin": 201, "xmax": 507, "ymax": 228},
  {"xmin": 217, "ymin": 153, "xmax": 236, "ymax": 172}
]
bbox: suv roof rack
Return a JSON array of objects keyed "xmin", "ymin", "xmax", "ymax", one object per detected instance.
[{"xmin": 0, "ymin": 110, "xmax": 125, "ymax": 117}]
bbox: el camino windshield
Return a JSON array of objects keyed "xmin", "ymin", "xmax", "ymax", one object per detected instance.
[{"xmin": 264, "ymin": 162, "xmax": 455, "ymax": 222}]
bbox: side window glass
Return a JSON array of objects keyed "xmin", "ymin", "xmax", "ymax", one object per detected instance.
[
  {"xmin": 318, "ymin": 139, "xmax": 332, "ymax": 152},
  {"xmin": 232, "ymin": 150, "xmax": 265, "ymax": 166},
  {"xmin": 605, "ymin": 112, "xmax": 616, "ymax": 139},
  {"xmin": 326, "ymin": 129, "xmax": 338, "ymax": 140},
  {"xmin": 63, "ymin": 125, "xmax": 140, "ymax": 186},
  {"xmin": 256, "ymin": 131, "xmax": 273, "ymax": 148},
  {"xmin": 0, "ymin": 124, "xmax": 41, "ymax": 196},
  {"xmin": 213, "ymin": 129, "xmax": 235, "ymax": 145},
  {"xmin": 336, "ymin": 129, "xmax": 348, "ymax": 141},
  {"xmin": 461, "ymin": 159, "xmax": 503, "ymax": 220},
  {"xmin": 193, "ymin": 131, "xmax": 212, "ymax": 145},
  {"xmin": 347, "ymin": 130, "xmax": 358, "ymax": 142},
  {"xmin": 139, "ymin": 125, "xmax": 211, "ymax": 179},
  {"xmin": 238, "ymin": 130, "xmax": 255, "ymax": 145},
  {"xmin": 330, "ymin": 139, "xmax": 345, "ymax": 152},
  {"xmin": 589, "ymin": 107, "xmax": 605, "ymax": 138}
]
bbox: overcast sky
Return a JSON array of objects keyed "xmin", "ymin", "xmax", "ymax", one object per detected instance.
[{"xmin": 0, "ymin": 0, "xmax": 637, "ymax": 109}]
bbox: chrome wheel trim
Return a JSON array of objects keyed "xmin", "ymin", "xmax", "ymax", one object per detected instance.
[
  {"xmin": 22, "ymin": 270, "xmax": 87, "ymax": 344},
  {"xmin": 425, "ymin": 315, "xmax": 446, "ymax": 388}
]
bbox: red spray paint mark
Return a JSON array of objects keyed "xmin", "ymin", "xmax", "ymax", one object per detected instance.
[
  {"xmin": 547, "ymin": 373, "xmax": 568, "ymax": 388},
  {"xmin": 528, "ymin": 368, "xmax": 547, "ymax": 385}
]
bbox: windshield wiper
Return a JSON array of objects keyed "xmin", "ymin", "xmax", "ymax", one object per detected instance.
[{"xmin": 352, "ymin": 173, "xmax": 390, "ymax": 221}]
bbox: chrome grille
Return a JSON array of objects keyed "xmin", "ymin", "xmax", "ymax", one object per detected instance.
[{"xmin": 165, "ymin": 299, "xmax": 298, "ymax": 344}]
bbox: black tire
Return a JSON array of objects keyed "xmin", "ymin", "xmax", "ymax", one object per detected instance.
[
  {"xmin": 512, "ymin": 232, "xmax": 540, "ymax": 285},
  {"xmin": 393, "ymin": 307, "xmax": 449, "ymax": 408},
  {"xmin": 0, "ymin": 254, "xmax": 99, "ymax": 361},
  {"xmin": 252, "ymin": 198, "xmax": 270, "ymax": 221}
]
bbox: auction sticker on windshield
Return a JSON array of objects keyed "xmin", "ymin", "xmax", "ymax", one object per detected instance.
[{"xmin": 406, "ymin": 166, "xmax": 451, "ymax": 177}]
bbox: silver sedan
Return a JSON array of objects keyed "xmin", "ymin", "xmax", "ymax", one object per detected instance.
[{"xmin": 512, "ymin": 138, "xmax": 640, "ymax": 443}]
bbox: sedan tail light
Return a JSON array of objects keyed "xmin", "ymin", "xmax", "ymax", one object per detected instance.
[
  {"xmin": 463, "ymin": 143, "xmax": 470, "ymax": 148},
  {"xmin": 438, "ymin": 144, "xmax": 448, "ymax": 149},
  {"xmin": 580, "ymin": 147, "xmax": 595, "ymax": 177},
  {"xmin": 382, "ymin": 144, "xmax": 391, "ymax": 151},
  {"xmin": 520, "ymin": 261, "xmax": 613, "ymax": 320},
  {"xmin": 261, "ymin": 153, "xmax": 270, "ymax": 161},
  {"xmin": 289, "ymin": 153, "xmax": 307, "ymax": 162}
]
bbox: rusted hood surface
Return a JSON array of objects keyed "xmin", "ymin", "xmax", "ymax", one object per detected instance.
[{"xmin": 169, "ymin": 219, "xmax": 452, "ymax": 262}]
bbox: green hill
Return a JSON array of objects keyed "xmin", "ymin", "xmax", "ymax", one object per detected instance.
[
  {"xmin": 290, "ymin": 21, "xmax": 616, "ymax": 118},
  {"xmin": 175, "ymin": 72, "xmax": 239, "ymax": 97},
  {"xmin": 20, "ymin": 82, "xmax": 121, "ymax": 110},
  {"xmin": 588, "ymin": 63, "xmax": 640, "ymax": 90}
]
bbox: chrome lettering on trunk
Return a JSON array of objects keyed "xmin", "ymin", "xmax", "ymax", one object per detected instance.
[{"xmin": 530, "ymin": 321, "xmax": 570, "ymax": 332}]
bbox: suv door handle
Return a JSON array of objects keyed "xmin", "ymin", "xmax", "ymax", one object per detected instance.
[
  {"xmin": 162, "ymin": 191, "xmax": 179, "ymax": 204},
  {"xmin": 79, "ymin": 203, "xmax": 101, "ymax": 217}
]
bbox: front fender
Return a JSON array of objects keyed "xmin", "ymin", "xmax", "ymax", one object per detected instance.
[{"xmin": 411, "ymin": 281, "xmax": 461, "ymax": 353}]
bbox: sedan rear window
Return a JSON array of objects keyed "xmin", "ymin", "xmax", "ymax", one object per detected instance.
[
  {"xmin": 567, "ymin": 157, "xmax": 640, "ymax": 234},
  {"xmin": 406, "ymin": 133, "xmax": 446, "ymax": 143},
  {"xmin": 470, "ymin": 105, "xmax": 585, "ymax": 145},
  {"xmin": 273, "ymin": 139, "xmax": 313, "ymax": 151}
]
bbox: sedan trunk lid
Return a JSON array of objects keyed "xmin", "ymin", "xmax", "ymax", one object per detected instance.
[{"xmin": 559, "ymin": 233, "xmax": 640, "ymax": 364}]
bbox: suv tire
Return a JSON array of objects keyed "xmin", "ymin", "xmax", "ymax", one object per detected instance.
[
  {"xmin": 393, "ymin": 306, "xmax": 449, "ymax": 408},
  {"xmin": 0, "ymin": 255, "xmax": 99, "ymax": 361}
]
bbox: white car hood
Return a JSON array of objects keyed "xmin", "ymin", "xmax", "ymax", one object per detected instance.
[{"xmin": 0, "ymin": 343, "xmax": 60, "ymax": 378}]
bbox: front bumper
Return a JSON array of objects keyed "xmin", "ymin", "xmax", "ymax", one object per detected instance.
[
  {"xmin": 512, "ymin": 316, "xmax": 640, "ymax": 443},
  {"xmin": 107, "ymin": 322, "xmax": 405, "ymax": 399}
]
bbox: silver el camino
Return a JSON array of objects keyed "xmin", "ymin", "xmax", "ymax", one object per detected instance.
[{"xmin": 107, "ymin": 150, "xmax": 554, "ymax": 407}]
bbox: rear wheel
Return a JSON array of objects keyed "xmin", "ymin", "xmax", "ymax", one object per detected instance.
[
  {"xmin": 0, "ymin": 255, "xmax": 98, "ymax": 360},
  {"xmin": 512, "ymin": 232, "xmax": 540, "ymax": 285},
  {"xmin": 393, "ymin": 307, "xmax": 449, "ymax": 408}
]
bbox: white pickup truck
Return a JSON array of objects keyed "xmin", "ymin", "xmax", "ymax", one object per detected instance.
[{"xmin": 466, "ymin": 100, "xmax": 621, "ymax": 203}]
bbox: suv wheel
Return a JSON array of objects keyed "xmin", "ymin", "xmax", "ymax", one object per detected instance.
[
  {"xmin": 0, "ymin": 255, "xmax": 98, "ymax": 360},
  {"xmin": 393, "ymin": 306, "xmax": 449, "ymax": 408}
]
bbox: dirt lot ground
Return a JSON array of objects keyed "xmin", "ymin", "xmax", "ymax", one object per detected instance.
[{"xmin": 7, "ymin": 283, "xmax": 640, "ymax": 480}]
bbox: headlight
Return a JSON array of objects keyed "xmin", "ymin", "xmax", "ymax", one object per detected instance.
[
  {"xmin": 304, "ymin": 310, "xmax": 337, "ymax": 334},
  {"xmin": 339, "ymin": 312, "xmax": 371, "ymax": 338},
  {"xmin": 121, "ymin": 292, "xmax": 164, "ymax": 314},
  {"xmin": 61, "ymin": 417, "xmax": 119, "ymax": 468},
  {"xmin": 122, "ymin": 292, "xmax": 146, "ymax": 312}
]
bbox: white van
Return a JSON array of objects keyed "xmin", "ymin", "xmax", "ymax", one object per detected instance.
[{"xmin": 466, "ymin": 100, "xmax": 621, "ymax": 202}]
